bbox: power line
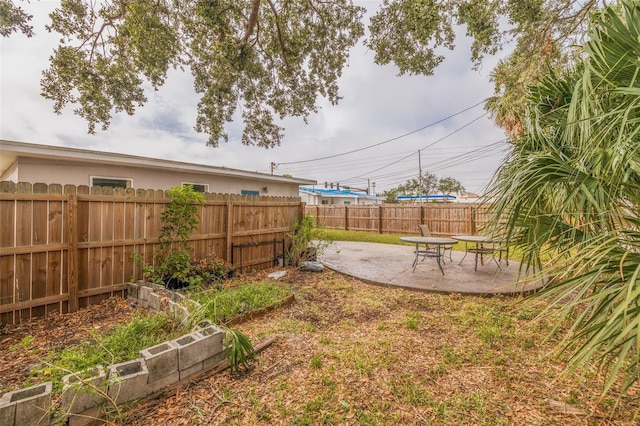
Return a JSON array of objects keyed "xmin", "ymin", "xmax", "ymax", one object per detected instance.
[
  {"xmin": 274, "ymin": 99, "xmax": 488, "ymax": 166},
  {"xmin": 342, "ymin": 112, "xmax": 489, "ymax": 182},
  {"xmin": 343, "ymin": 138, "xmax": 509, "ymax": 191}
]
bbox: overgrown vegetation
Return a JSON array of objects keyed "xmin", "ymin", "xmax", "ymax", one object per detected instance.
[
  {"xmin": 486, "ymin": 0, "xmax": 640, "ymax": 396},
  {"xmin": 133, "ymin": 185, "xmax": 207, "ymax": 289},
  {"xmin": 15, "ymin": 279, "xmax": 291, "ymax": 395},
  {"xmin": 286, "ymin": 215, "xmax": 331, "ymax": 266},
  {"xmin": 186, "ymin": 280, "xmax": 292, "ymax": 324},
  {"xmin": 30, "ymin": 311, "xmax": 181, "ymax": 391}
]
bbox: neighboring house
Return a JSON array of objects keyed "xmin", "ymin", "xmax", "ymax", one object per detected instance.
[
  {"xmin": 300, "ymin": 186, "xmax": 382, "ymax": 205},
  {"xmin": 0, "ymin": 140, "xmax": 316, "ymax": 196}
]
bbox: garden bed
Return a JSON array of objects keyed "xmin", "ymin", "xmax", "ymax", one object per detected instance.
[{"xmin": 0, "ymin": 297, "xmax": 146, "ymax": 394}]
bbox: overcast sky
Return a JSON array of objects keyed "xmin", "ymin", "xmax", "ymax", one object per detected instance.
[{"xmin": 0, "ymin": 0, "xmax": 511, "ymax": 195}]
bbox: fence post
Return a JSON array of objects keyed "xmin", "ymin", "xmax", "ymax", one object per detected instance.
[
  {"xmin": 344, "ymin": 206, "xmax": 349, "ymax": 231},
  {"xmin": 67, "ymin": 194, "xmax": 79, "ymax": 313},
  {"xmin": 225, "ymin": 200, "xmax": 233, "ymax": 264},
  {"xmin": 378, "ymin": 205, "xmax": 383, "ymax": 234}
]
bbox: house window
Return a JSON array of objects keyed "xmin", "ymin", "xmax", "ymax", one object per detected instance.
[
  {"xmin": 343, "ymin": 201, "xmax": 351, "ymax": 205},
  {"xmin": 91, "ymin": 176, "xmax": 132, "ymax": 189},
  {"xmin": 321, "ymin": 200, "xmax": 329, "ymax": 205},
  {"xmin": 183, "ymin": 183, "xmax": 208, "ymax": 193},
  {"xmin": 241, "ymin": 190, "xmax": 260, "ymax": 196}
]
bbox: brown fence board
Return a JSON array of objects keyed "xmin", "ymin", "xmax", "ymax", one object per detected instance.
[
  {"xmin": 48, "ymin": 251, "xmax": 62, "ymax": 302},
  {"xmin": 0, "ymin": 200, "xmax": 15, "ymax": 247},
  {"xmin": 16, "ymin": 200, "xmax": 32, "ymax": 246},
  {"xmin": 50, "ymin": 200, "xmax": 64, "ymax": 244},
  {"xmin": 102, "ymin": 246, "xmax": 114, "ymax": 288},
  {"xmin": 0, "ymin": 255, "xmax": 14, "ymax": 306},
  {"xmin": 32, "ymin": 200, "xmax": 47, "ymax": 245}
]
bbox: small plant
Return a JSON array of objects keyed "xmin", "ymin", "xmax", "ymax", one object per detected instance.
[
  {"xmin": 310, "ymin": 354, "xmax": 323, "ymax": 369},
  {"xmin": 132, "ymin": 185, "xmax": 205, "ymax": 288},
  {"xmin": 286, "ymin": 215, "xmax": 331, "ymax": 266},
  {"xmin": 225, "ymin": 328, "xmax": 255, "ymax": 374},
  {"xmin": 9, "ymin": 335, "xmax": 35, "ymax": 351},
  {"xmin": 189, "ymin": 255, "xmax": 234, "ymax": 286}
]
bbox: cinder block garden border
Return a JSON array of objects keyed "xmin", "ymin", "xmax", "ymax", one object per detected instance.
[
  {"xmin": 0, "ymin": 279, "xmax": 294, "ymax": 426},
  {"xmin": 0, "ymin": 282, "xmax": 224, "ymax": 426}
]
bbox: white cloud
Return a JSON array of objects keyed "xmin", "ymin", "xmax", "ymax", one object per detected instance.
[{"xmin": 0, "ymin": 1, "xmax": 511, "ymax": 194}]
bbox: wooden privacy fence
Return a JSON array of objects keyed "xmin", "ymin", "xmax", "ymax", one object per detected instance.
[
  {"xmin": 305, "ymin": 204, "xmax": 491, "ymax": 236},
  {"xmin": 0, "ymin": 182, "xmax": 303, "ymax": 325}
]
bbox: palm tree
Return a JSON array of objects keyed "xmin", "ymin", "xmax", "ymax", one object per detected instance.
[{"xmin": 486, "ymin": 0, "xmax": 640, "ymax": 394}]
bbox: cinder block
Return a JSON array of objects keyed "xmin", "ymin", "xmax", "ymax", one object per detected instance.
[
  {"xmin": 203, "ymin": 351, "xmax": 227, "ymax": 371},
  {"xmin": 60, "ymin": 366, "xmax": 107, "ymax": 414},
  {"xmin": 167, "ymin": 299, "xmax": 176, "ymax": 312},
  {"xmin": 140, "ymin": 342, "xmax": 178, "ymax": 383},
  {"xmin": 0, "ymin": 398, "xmax": 15, "ymax": 426},
  {"xmin": 179, "ymin": 361, "xmax": 203, "ymax": 380},
  {"xmin": 107, "ymin": 359, "xmax": 150, "ymax": 405},
  {"xmin": 175, "ymin": 330, "xmax": 225, "ymax": 370},
  {"xmin": 196, "ymin": 319, "xmax": 213, "ymax": 329},
  {"xmin": 138, "ymin": 286, "xmax": 153, "ymax": 308},
  {"xmin": 67, "ymin": 405, "xmax": 106, "ymax": 426},
  {"xmin": 127, "ymin": 282, "xmax": 140, "ymax": 300},
  {"xmin": 173, "ymin": 333, "xmax": 202, "ymax": 370},
  {"xmin": 196, "ymin": 325, "xmax": 225, "ymax": 355},
  {"xmin": 0, "ymin": 382, "xmax": 52, "ymax": 426},
  {"xmin": 147, "ymin": 370, "xmax": 180, "ymax": 393},
  {"xmin": 169, "ymin": 291, "xmax": 185, "ymax": 303},
  {"xmin": 172, "ymin": 305, "xmax": 190, "ymax": 325},
  {"xmin": 148, "ymin": 292, "xmax": 161, "ymax": 311}
]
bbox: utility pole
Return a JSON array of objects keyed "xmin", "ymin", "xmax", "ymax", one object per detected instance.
[
  {"xmin": 418, "ymin": 150, "xmax": 423, "ymax": 205},
  {"xmin": 270, "ymin": 162, "xmax": 276, "ymax": 175},
  {"xmin": 367, "ymin": 178, "xmax": 370, "ymax": 194}
]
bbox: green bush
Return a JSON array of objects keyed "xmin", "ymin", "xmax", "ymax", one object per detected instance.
[{"xmin": 286, "ymin": 215, "xmax": 330, "ymax": 266}]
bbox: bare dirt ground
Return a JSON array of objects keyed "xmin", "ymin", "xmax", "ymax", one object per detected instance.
[{"xmin": 2, "ymin": 268, "xmax": 639, "ymax": 425}]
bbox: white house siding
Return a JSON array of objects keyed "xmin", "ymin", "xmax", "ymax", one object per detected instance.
[{"xmin": 6, "ymin": 157, "xmax": 300, "ymax": 196}]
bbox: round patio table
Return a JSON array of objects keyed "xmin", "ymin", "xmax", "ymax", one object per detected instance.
[
  {"xmin": 452, "ymin": 235, "xmax": 507, "ymax": 271},
  {"xmin": 400, "ymin": 236, "xmax": 458, "ymax": 275}
]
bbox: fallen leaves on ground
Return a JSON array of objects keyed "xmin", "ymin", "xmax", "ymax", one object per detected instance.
[
  {"xmin": 122, "ymin": 269, "xmax": 640, "ymax": 425},
  {"xmin": 2, "ymin": 269, "xmax": 639, "ymax": 425},
  {"xmin": 0, "ymin": 297, "xmax": 146, "ymax": 393}
]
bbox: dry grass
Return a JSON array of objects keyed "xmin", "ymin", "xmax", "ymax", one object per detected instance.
[{"xmin": 122, "ymin": 268, "xmax": 640, "ymax": 425}]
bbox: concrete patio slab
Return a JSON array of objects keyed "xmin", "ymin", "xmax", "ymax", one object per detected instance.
[{"xmin": 318, "ymin": 241, "xmax": 544, "ymax": 295}]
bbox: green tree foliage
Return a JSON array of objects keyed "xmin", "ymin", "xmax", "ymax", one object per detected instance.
[
  {"xmin": 3, "ymin": 0, "xmax": 611, "ymax": 145},
  {"xmin": 0, "ymin": 0, "xmax": 33, "ymax": 37},
  {"xmin": 398, "ymin": 172, "xmax": 439, "ymax": 198},
  {"xmin": 384, "ymin": 173, "xmax": 465, "ymax": 202},
  {"xmin": 437, "ymin": 177, "xmax": 465, "ymax": 199},
  {"xmin": 31, "ymin": 0, "xmax": 365, "ymax": 148},
  {"xmin": 486, "ymin": 0, "xmax": 640, "ymax": 394},
  {"xmin": 365, "ymin": 0, "xmax": 605, "ymax": 138}
]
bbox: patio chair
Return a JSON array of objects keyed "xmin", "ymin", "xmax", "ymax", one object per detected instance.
[{"xmin": 418, "ymin": 224, "xmax": 453, "ymax": 262}]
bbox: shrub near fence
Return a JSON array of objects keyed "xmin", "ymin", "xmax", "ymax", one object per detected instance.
[
  {"xmin": 305, "ymin": 204, "xmax": 490, "ymax": 236},
  {"xmin": 0, "ymin": 181, "xmax": 303, "ymax": 325}
]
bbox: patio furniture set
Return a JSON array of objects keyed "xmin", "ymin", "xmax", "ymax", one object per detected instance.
[{"xmin": 401, "ymin": 225, "xmax": 508, "ymax": 275}]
